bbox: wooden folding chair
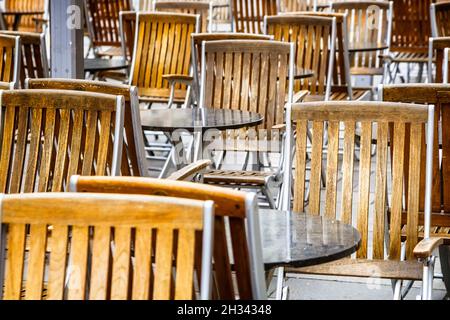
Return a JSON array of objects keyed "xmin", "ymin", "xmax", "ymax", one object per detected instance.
[
  {"xmin": 231, "ymin": 0, "xmax": 278, "ymax": 34},
  {"xmin": 195, "ymin": 39, "xmax": 295, "ymax": 209},
  {"xmin": 154, "ymin": 1, "xmax": 213, "ymax": 33},
  {"xmin": 70, "ymin": 175, "xmax": 266, "ymax": 299},
  {"xmin": 84, "ymin": 0, "xmax": 132, "ymax": 58},
  {"xmin": 381, "ymin": 83, "xmax": 450, "ymax": 296},
  {"xmin": 0, "ymin": 89, "xmax": 124, "ymax": 194},
  {"xmin": 3, "ymin": 0, "xmax": 48, "ymax": 32},
  {"xmin": 431, "ymin": 0, "xmax": 450, "ymax": 37},
  {"xmin": 387, "ymin": 0, "xmax": 436, "ymax": 83},
  {"xmin": 428, "ymin": 37, "xmax": 450, "ymax": 83},
  {"xmin": 0, "ymin": 192, "xmax": 214, "ymax": 300},
  {"xmin": 280, "ymin": 100, "xmax": 438, "ymax": 300},
  {"xmin": 0, "ymin": 31, "xmax": 49, "ymax": 88},
  {"xmin": 0, "ymin": 34, "xmax": 20, "ymax": 88},
  {"xmin": 331, "ymin": 1, "xmax": 393, "ymax": 85},
  {"xmin": 26, "ymin": 78, "xmax": 146, "ymax": 177}
]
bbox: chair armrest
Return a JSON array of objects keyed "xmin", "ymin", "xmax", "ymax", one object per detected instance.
[
  {"xmin": 162, "ymin": 74, "xmax": 194, "ymax": 85},
  {"xmin": 272, "ymin": 124, "xmax": 286, "ymax": 132},
  {"xmin": 293, "ymin": 90, "xmax": 310, "ymax": 103},
  {"xmin": 413, "ymin": 237, "xmax": 447, "ymax": 259},
  {"xmin": 167, "ymin": 160, "xmax": 211, "ymax": 181}
]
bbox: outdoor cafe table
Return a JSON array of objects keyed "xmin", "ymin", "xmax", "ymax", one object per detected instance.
[
  {"xmin": 260, "ymin": 209, "xmax": 361, "ymax": 269},
  {"xmin": 140, "ymin": 107, "xmax": 264, "ymax": 175}
]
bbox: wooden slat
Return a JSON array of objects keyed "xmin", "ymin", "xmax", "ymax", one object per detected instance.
[
  {"xmin": 153, "ymin": 229, "xmax": 173, "ymax": 300},
  {"xmin": 132, "ymin": 227, "xmax": 152, "ymax": 300},
  {"xmin": 47, "ymin": 225, "xmax": 69, "ymax": 300},
  {"xmin": 24, "ymin": 224, "xmax": 48, "ymax": 300},
  {"xmin": 294, "ymin": 120, "xmax": 308, "ymax": 212},
  {"xmin": 340, "ymin": 121, "xmax": 355, "ymax": 224},
  {"xmin": 110, "ymin": 227, "xmax": 131, "ymax": 300},
  {"xmin": 67, "ymin": 226, "xmax": 89, "ymax": 300},
  {"xmin": 325, "ymin": 121, "xmax": 339, "ymax": 219},
  {"xmin": 174, "ymin": 229, "xmax": 195, "ymax": 300},
  {"xmin": 4, "ymin": 224, "xmax": 26, "ymax": 300},
  {"xmin": 309, "ymin": 121, "xmax": 324, "ymax": 215},
  {"xmin": 89, "ymin": 226, "xmax": 111, "ymax": 300}
]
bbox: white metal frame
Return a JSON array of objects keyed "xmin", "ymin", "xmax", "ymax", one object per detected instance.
[
  {"xmin": 430, "ymin": 3, "xmax": 438, "ymax": 38},
  {"xmin": 200, "ymin": 200, "xmax": 215, "ymax": 300},
  {"xmin": 444, "ymin": 47, "xmax": 450, "ymax": 84}
]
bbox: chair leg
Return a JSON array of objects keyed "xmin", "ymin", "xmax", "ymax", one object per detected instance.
[
  {"xmin": 417, "ymin": 63, "xmax": 424, "ymax": 83},
  {"xmin": 421, "ymin": 256, "xmax": 436, "ymax": 300},
  {"xmin": 262, "ymin": 186, "xmax": 276, "ymax": 209},
  {"xmin": 439, "ymin": 245, "xmax": 450, "ymax": 295},
  {"xmin": 275, "ymin": 267, "xmax": 285, "ymax": 300},
  {"xmin": 401, "ymin": 280, "xmax": 415, "ymax": 299},
  {"xmin": 392, "ymin": 279, "xmax": 402, "ymax": 300}
]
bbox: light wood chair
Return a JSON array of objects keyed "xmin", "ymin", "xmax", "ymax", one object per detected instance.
[
  {"xmin": 264, "ymin": 14, "xmax": 336, "ymax": 101},
  {"xmin": 428, "ymin": 37, "xmax": 450, "ymax": 83},
  {"xmin": 431, "ymin": 0, "xmax": 450, "ymax": 37},
  {"xmin": 190, "ymin": 32, "xmax": 273, "ymax": 104},
  {"xmin": 0, "ymin": 31, "xmax": 49, "ymax": 88},
  {"xmin": 138, "ymin": 0, "xmax": 153, "ymax": 10},
  {"xmin": 25, "ymin": 78, "xmax": 146, "ymax": 177},
  {"xmin": 84, "ymin": 0, "xmax": 132, "ymax": 58},
  {"xmin": 3, "ymin": 0, "xmax": 48, "ymax": 32},
  {"xmin": 129, "ymin": 12, "xmax": 199, "ymax": 108},
  {"xmin": 331, "ymin": 1, "xmax": 393, "ymax": 84},
  {"xmin": 387, "ymin": 0, "xmax": 436, "ymax": 83},
  {"xmin": 154, "ymin": 1, "xmax": 213, "ymax": 33},
  {"xmin": 279, "ymin": 0, "xmax": 314, "ymax": 12},
  {"xmin": 231, "ymin": 0, "xmax": 278, "ymax": 34},
  {"xmin": 0, "ymin": 34, "xmax": 20, "ymax": 88},
  {"xmin": 196, "ymin": 39, "xmax": 294, "ymax": 209},
  {"xmin": 0, "ymin": 192, "xmax": 214, "ymax": 300},
  {"xmin": 0, "ymin": 89, "xmax": 124, "ymax": 194},
  {"xmin": 281, "ymin": 101, "xmax": 438, "ymax": 300},
  {"xmin": 69, "ymin": 175, "xmax": 266, "ymax": 299},
  {"xmin": 381, "ymin": 83, "xmax": 450, "ymax": 296}
]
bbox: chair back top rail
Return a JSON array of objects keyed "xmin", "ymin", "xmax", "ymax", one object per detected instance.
[
  {"xmin": 428, "ymin": 36, "xmax": 450, "ymax": 83},
  {"xmin": 0, "ymin": 192, "xmax": 213, "ymax": 300}
]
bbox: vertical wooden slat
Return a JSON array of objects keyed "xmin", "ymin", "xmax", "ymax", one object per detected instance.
[
  {"xmin": 110, "ymin": 227, "xmax": 131, "ymax": 300},
  {"xmin": 341, "ymin": 121, "xmax": 355, "ymax": 224},
  {"xmin": 325, "ymin": 121, "xmax": 339, "ymax": 219},
  {"xmin": 47, "ymin": 225, "xmax": 69, "ymax": 300},
  {"xmin": 174, "ymin": 229, "xmax": 195, "ymax": 300},
  {"xmin": 67, "ymin": 226, "xmax": 89, "ymax": 300},
  {"xmin": 309, "ymin": 121, "xmax": 324, "ymax": 215},
  {"xmin": 38, "ymin": 108, "xmax": 56, "ymax": 192},
  {"xmin": 153, "ymin": 229, "xmax": 173, "ymax": 300},
  {"xmin": 23, "ymin": 108, "xmax": 43, "ymax": 193},
  {"xmin": 96, "ymin": 111, "xmax": 112, "ymax": 175},
  {"xmin": 9, "ymin": 107, "xmax": 28, "ymax": 194},
  {"xmin": 51, "ymin": 109, "xmax": 71, "ymax": 192},
  {"xmin": 0, "ymin": 106, "xmax": 16, "ymax": 193},
  {"xmin": 81, "ymin": 111, "xmax": 98, "ymax": 176},
  {"xmin": 294, "ymin": 120, "xmax": 308, "ymax": 212},
  {"xmin": 24, "ymin": 224, "xmax": 48, "ymax": 300},
  {"xmin": 132, "ymin": 227, "xmax": 152, "ymax": 300},
  {"xmin": 89, "ymin": 226, "xmax": 111, "ymax": 300},
  {"xmin": 4, "ymin": 224, "xmax": 26, "ymax": 300}
]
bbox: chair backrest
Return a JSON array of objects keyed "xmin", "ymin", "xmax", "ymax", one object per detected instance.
[
  {"xmin": 428, "ymin": 37, "xmax": 450, "ymax": 83},
  {"xmin": 331, "ymin": 0, "xmax": 393, "ymax": 76},
  {"xmin": 69, "ymin": 176, "xmax": 266, "ymax": 300},
  {"xmin": 279, "ymin": 0, "xmax": 313, "ymax": 12},
  {"xmin": 265, "ymin": 14, "xmax": 336, "ymax": 99},
  {"xmin": 0, "ymin": 192, "xmax": 213, "ymax": 300},
  {"xmin": 0, "ymin": 89, "xmax": 124, "ymax": 194},
  {"xmin": 119, "ymin": 11, "xmax": 137, "ymax": 63},
  {"xmin": 26, "ymin": 78, "xmax": 146, "ymax": 177},
  {"xmin": 0, "ymin": 31, "xmax": 49, "ymax": 88},
  {"xmin": 391, "ymin": 0, "xmax": 435, "ymax": 54},
  {"xmin": 154, "ymin": 1, "xmax": 213, "ymax": 33},
  {"xmin": 191, "ymin": 32, "xmax": 273, "ymax": 102},
  {"xmin": 381, "ymin": 84, "xmax": 450, "ymax": 218},
  {"xmin": 138, "ymin": 0, "xmax": 153, "ymax": 10},
  {"xmin": 3, "ymin": 0, "xmax": 48, "ymax": 32},
  {"xmin": 129, "ymin": 12, "xmax": 199, "ymax": 100},
  {"xmin": 289, "ymin": 101, "xmax": 433, "ymax": 261},
  {"xmin": 0, "ymin": 34, "xmax": 20, "ymax": 87},
  {"xmin": 431, "ymin": 1, "xmax": 450, "ymax": 37},
  {"xmin": 84, "ymin": 0, "xmax": 132, "ymax": 49},
  {"xmin": 231, "ymin": 0, "xmax": 278, "ymax": 34},
  {"xmin": 199, "ymin": 39, "xmax": 294, "ymax": 133}
]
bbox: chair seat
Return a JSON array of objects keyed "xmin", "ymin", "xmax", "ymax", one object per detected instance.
[
  {"xmin": 203, "ymin": 170, "xmax": 275, "ymax": 186},
  {"xmin": 285, "ymin": 258, "xmax": 423, "ymax": 281},
  {"xmin": 390, "ymin": 52, "xmax": 429, "ymax": 63},
  {"xmin": 304, "ymin": 89, "xmax": 371, "ymax": 102},
  {"xmin": 97, "ymin": 46, "xmax": 123, "ymax": 57}
]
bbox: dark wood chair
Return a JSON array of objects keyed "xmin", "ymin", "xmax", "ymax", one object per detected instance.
[
  {"xmin": 381, "ymin": 83, "xmax": 450, "ymax": 296},
  {"xmin": 84, "ymin": 0, "xmax": 132, "ymax": 57},
  {"xmin": 0, "ymin": 192, "xmax": 213, "ymax": 300},
  {"xmin": 428, "ymin": 37, "xmax": 450, "ymax": 83},
  {"xmin": 26, "ymin": 78, "xmax": 146, "ymax": 177},
  {"xmin": 0, "ymin": 34, "xmax": 20, "ymax": 87},
  {"xmin": 154, "ymin": 1, "xmax": 212, "ymax": 33},
  {"xmin": 3, "ymin": 0, "xmax": 48, "ymax": 32},
  {"xmin": 0, "ymin": 31, "xmax": 49, "ymax": 88},
  {"xmin": 431, "ymin": 0, "xmax": 450, "ymax": 37},
  {"xmin": 231, "ymin": 0, "xmax": 278, "ymax": 34},
  {"xmin": 282, "ymin": 100, "xmax": 439, "ymax": 300},
  {"xmin": 0, "ymin": 89, "xmax": 124, "ymax": 194},
  {"xmin": 69, "ymin": 175, "xmax": 266, "ymax": 300}
]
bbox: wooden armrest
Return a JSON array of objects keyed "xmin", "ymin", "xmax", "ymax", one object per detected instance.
[
  {"xmin": 32, "ymin": 17, "xmax": 48, "ymax": 22},
  {"xmin": 167, "ymin": 160, "xmax": 211, "ymax": 181},
  {"xmin": 413, "ymin": 237, "xmax": 446, "ymax": 259},
  {"xmin": 272, "ymin": 124, "xmax": 286, "ymax": 131},
  {"xmin": 293, "ymin": 90, "xmax": 310, "ymax": 103},
  {"xmin": 162, "ymin": 74, "xmax": 194, "ymax": 85}
]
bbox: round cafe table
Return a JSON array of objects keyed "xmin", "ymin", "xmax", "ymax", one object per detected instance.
[{"xmin": 260, "ymin": 209, "xmax": 361, "ymax": 269}]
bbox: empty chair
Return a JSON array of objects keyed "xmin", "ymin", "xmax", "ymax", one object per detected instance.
[
  {"xmin": 331, "ymin": 1, "xmax": 393, "ymax": 85},
  {"xmin": 154, "ymin": 1, "xmax": 213, "ymax": 33},
  {"xmin": 0, "ymin": 192, "xmax": 213, "ymax": 300},
  {"xmin": 0, "ymin": 31, "xmax": 49, "ymax": 88},
  {"xmin": 279, "ymin": 0, "xmax": 314, "ymax": 12},
  {"xmin": 26, "ymin": 78, "xmax": 146, "ymax": 177},
  {"xmin": 129, "ymin": 12, "xmax": 199, "ymax": 107},
  {"xmin": 431, "ymin": 0, "xmax": 450, "ymax": 37},
  {"xmin": 197, "ymin": 39, "xmax": 295, "ymax": 209},
  {"xmin": 0, "ymin": 34, "xmax": 20, "ymax": 87},
  {"xmin": 3, "ymin": 0, "xmax": 48, "ymax": 32},
  {"xmin": 84, "ymin": 0, "xmax": 132, "ymax": 57},
  {"xmin": 231, "ymin": 0, "xmax": 278, "ymax": 34},
  {"xmin": 69, "ymin": 175, "xmax": 265, "ymax": 299},
  {"xmin": 0, "ymin": 89, "xmax": 124, "ymax": 194},
  {"xmin": 281, "ymin": 101, "xmax": 438, "ymax": 300}
]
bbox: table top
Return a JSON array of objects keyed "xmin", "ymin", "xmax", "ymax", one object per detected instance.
[
  {"xmin": 84, "ymin": 58, "xmax": 128, "ymax": 72},
  {"xmin": 140, "ymin": 107, "xmax": 264, "ymax": 132},
  {"xmin": 260, "ymin": 209, "xmax": 361, "ymax": 269},
  {"xmin": 348, "ymin": 42, "xmax": 389, "ymax": 53}
]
